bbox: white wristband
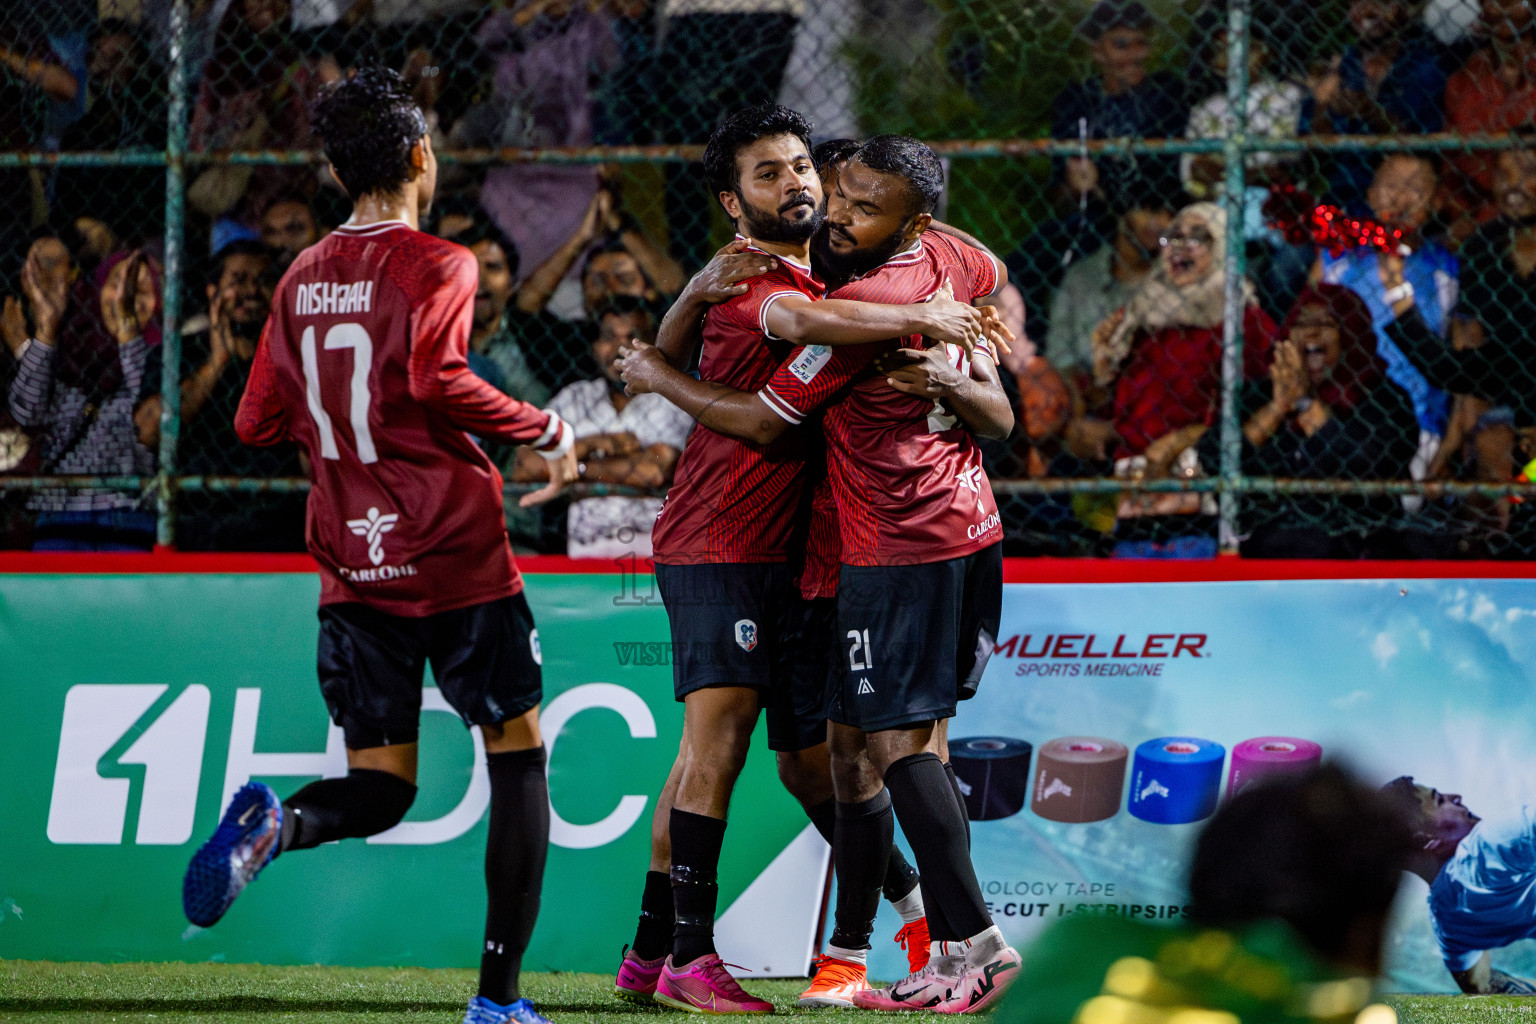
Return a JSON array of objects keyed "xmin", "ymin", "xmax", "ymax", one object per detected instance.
[
  {"xmin": 534, "ymin": 412, "xmax": 575, "ymax": 461},
  {"xmin": 1383, "ymin": 281, "xmax": 1414, "ymax": 305}
]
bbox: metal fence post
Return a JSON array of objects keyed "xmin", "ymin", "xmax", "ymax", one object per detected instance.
[
  {"xmin": 1218, "ymin": 0, "xmax": 1251, "ymax": 554},
  {"xmin": 155, "ymin": 0, "xmax": 190, "ymax": 549}
]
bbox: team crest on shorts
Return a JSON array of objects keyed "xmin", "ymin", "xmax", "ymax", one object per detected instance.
[{"xmin": 734, "ymin": 619, "xmax": 758, "ymax": 653}]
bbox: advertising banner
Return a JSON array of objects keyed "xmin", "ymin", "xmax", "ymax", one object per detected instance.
[
  {"xmin": 7, "ymin": 566, "xmax": 1536, "ymax": 995},
  {"xmin": 0, "ymin": 569, "xmax": 824, "ymax": 974},
  {"xmin": 853, "ymin": 576, "xmax": 1536, "ymax": 995}
]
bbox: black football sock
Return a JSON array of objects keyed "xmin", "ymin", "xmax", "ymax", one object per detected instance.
[
  {"xmin": 279, "ymin": 768, "xmax": 417, "ymax": 852},
  {"xmin": 943, "ymin": 761, "xmax": 972, "ymax": 851},
  {"xmin": 632, "ymin": 870, "xmax": 675, "ymax": 961},
  {"xmin": 804, "ymin": 796, "xmax": 837, "ymax": 845},
  {"xmin": 829, "ymin": 790, "xmax": 895, "ymax": 953},
  {"xmin": 670, "ymin": 809, "xmax": 728, "ymax": 966},
  {"xmin": 885, "ymin": 752, "xmax": 991, "ymax": 941},
  {"xmin": 478, "ymin": 746, "xmax": 550, "ymax": 1005},
  {"xmin": 883, "ymin": 844, "xmax": 922, "ymax": 906},
  {"xmin": 920, "ymin": 876, "xmax": 957, "ymax": 942},
  {"xmin": 808, "ymin": 794, "xmax": 921, "ymax": 908}
]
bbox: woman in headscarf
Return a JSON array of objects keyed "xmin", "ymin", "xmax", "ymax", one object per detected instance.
[
  {"xmin": 1089, "ymin": 201, "xmax": 1276, "ymax": 557},
  {"xmin": 1196, "ymin": 283, "xmax": 1420, "ymax": 557},
  {"xmin": 1093, "ymin": 200, "xmax": 1277, "ymax": 461}
]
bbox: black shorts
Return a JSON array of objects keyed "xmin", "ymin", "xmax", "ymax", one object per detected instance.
[
  {"xmin": 316, "ymin": 593, "xmax": 543, "ymax": 749},
  {"xmin": 829, "ymin": 544, "xmax": 1003, "ymax": 733},
  {"xmin": 763, "ymin": 596, "xmax": 837, "ymax": 752},
  {"xmin": 654, "ymin": 561, "xmax": 791, "ymax": 697}
]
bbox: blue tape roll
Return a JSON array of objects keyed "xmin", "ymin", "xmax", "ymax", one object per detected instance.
[{"xmin": 1127, "ymin": 737, "xmax": 1226, "ymax": 825}]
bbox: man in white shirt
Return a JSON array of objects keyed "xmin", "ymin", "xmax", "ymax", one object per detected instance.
[
  {"xmin": 1386, "ymin": 775, "xmax": 1536, "ymax": 995},
  {"xmin": 515, "ymin": 296, "xmax": 693, "ymax": 559}
]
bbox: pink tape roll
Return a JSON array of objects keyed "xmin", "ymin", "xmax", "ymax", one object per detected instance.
[{"xmin": 1226, "ymin": 737, "xmax": 1322, "ymax": 797}]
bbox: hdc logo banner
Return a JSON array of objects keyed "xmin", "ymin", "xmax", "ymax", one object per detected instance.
[{"xmin": 0, "ymin": 571, "xmax": 815, "ymax": 971}]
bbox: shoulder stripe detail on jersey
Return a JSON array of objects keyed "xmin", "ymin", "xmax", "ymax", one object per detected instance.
[
  {"xmin": 757, "ymin": 290, "xmax": 802, "ymax": 341},
  {"xmin": 759, "ymin": 385, "xmax": 805, "ymax": 425},
  {"xmin": 333, "ymin": 219, "xmax": 412, "ymax": 236}
]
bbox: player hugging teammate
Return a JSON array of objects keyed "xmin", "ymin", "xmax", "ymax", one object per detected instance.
[{"xmin": 614, "ymin": 104, "xmax": 1021, "ymax": 1014}]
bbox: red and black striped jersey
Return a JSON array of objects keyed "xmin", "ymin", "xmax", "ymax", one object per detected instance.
[
  {"xmin": 651, "ymin": 247, "xmax": 826, "ymax": 564},
  {"xmin": 236, "ymin": 220, "xmax": 566, "ymax": 616},
  {"xmin": 758, "ymin": 231, "xmax": 1004, "ymax": 566}
]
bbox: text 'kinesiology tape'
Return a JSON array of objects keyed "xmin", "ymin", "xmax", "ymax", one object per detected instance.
[
  {"xmin": 1226, "ymin": 737, "xmax": 1323, "ymax": 798},
  {"xmin": 1030, "ymin": 737, "xmax": 1129, "ymax": 824},
  {"xmin": 950, "ymin": 736, "xmax": 1033, "ymax": 820},
  {"xmin": 1128, "ymin": 737, "xmax": 1227, "ymax": 825}
]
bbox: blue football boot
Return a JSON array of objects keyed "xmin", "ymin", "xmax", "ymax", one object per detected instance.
[
  {"xmin": 463, "ymin": 996, "xmax": 555, "ymax": 1024},
  {"xmin": 182, "ymin": 781, "xmax": 283, "ymax": 927}
]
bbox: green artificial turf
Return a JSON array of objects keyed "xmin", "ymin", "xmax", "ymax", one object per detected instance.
[{"xmin": 0, "ymin": 960, "xmax": 1517, "ymax": 1023}]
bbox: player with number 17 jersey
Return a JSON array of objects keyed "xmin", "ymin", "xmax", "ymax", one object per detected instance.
[{"xmin": 236, "ymin": 219, "xmax": 569, "ymax": 616}]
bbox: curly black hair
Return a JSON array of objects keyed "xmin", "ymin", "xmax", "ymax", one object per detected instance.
[
  {"xmin": 852, "ymin": 135, "xmax": 945, "ymax": 217},
  {"xmin": 311, "ymin": 66, "xmax": 429, "ymax": 201},
  {"xmin": 703, "ymin": 104, "xmax": 815, "ymax": 202}
]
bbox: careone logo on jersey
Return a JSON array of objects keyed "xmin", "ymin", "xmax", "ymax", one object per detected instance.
[
  {"xmin": 339, "ymin": 506, "xmax": 420, "ymax": 582},
  {"xmin": 45, "ymin": 683, "xmax": 656, "ymax": 850}
]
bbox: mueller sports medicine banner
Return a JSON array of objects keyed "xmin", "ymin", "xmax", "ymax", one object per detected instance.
[
  {"xmin": 3, "ymin": 569, "xmax": 1536, "ymax": 993},
  {"xmin": 891, "ymin": 575, "xmax": 1536, "ymax": 996}
]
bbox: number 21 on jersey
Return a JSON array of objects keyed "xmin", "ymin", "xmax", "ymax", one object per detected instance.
[{"xmin": 301, "ymin": 323, "xmax": 378, "ymax": 463}]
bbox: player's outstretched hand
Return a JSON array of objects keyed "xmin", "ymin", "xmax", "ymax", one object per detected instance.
[
  {"xmin": 922, "ymin": 281, "xmax": 984, "ymax": 357},
  {"xmin": 875, "ymin": 346, "xmax": 963, "ymax": 399},
  {"xmin": 685, "ymin": 238, "xmax": 777, "ymax": 304},
  {"xmin": 616, "ymin": 339, "xmax": 668, "ymax": 396},
  {"xmin": 519, "ymin": 444, "xmax": 578, "ymax": 508}
]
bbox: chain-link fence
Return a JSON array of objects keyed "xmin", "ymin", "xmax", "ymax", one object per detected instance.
[{"xmin": 2, "ymin": 0, "xmax": 1535, "ymax": 558}]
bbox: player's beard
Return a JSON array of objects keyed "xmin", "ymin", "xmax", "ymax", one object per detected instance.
[
  {"xmin": 815, "ymin": 222, "xmax": 911, "ymax": 281},
  {"xmin": 739, "ymin": 191, "xmax": 826, "ymax": 244}
]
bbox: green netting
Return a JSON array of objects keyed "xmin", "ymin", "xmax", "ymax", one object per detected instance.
[{"xmin": 2, "ymin": 0, "xmax": 1535, "ymax": 558}]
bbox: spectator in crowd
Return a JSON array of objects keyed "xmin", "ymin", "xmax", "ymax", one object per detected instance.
[
  {"xmin": 1383, "ymin": 144, "xmax": 1536, "ymax": 486},
  {"xmin": 5, "ymin": 235, "xmax": 157, "ymax": 550},
  {"xmin": 1383, "ymin": 775, "xmax": 1536, "ymax": 995},
  {"xmin": 1304, "ymin": 0, "xmax": 1450, "ymax": 213},
  {"xmin": 446, "ymin": 215, "xmax": 549, "ymax": 407},
  {"xmin": 1051, "ymin": 0, "xmax": 1188, "ymax": 210},
  {"xmin": 133, "ymin": 240, "xmax": 304, "ymax": 551},
  {"xmin": 997, "ymin": 766, "xmax": 1412, "ymax": 1024},
  {"xmin": 1045, "ymin": 188, "xmax": 1172, "ymax": 381},
  {"xmin": 513, "ymin": 296, "xmax": 692, "ymax": 558},
  {"xmin": 655, "ymin": 0, "xmax": 803, "ymax": 268},
  {"xmin": 511, "ymin": 185, "xmax": 683, "ymax": 391},
  {"xmin": 593, "ymin": 0, "xmax": 657, "ymax": 146},
  {"xmin": 464, "ymin": 0, "xmax": 619, "ymax": 276},
  {"xmin": 187, "ymin": 0, "xmax": 325, "ymax": 239},
  {"xmin": 1316, "ymin": 152, "xmax": 1454, "ymax": 478},
  {"xmin": 258, "ymin": 194, "xmax": 323, "ymax": 269},
  {"xmin": 1183, "ymin": 5, "xmax": 1311, "ymax": 314},
  {"xmin": 0, "ymin": 11, "xmax": 80, "ymax": 294},
  {"xmin": 1092, "ymin": 202, "xmax": 1275, "ymax": 557},
  {"xmin": 52, "ymin": 20, "xmax": 167, "ymax": 247},
  {"xmin": 1442, "ymin": 0, "xmax": 1536, "ymax": 240},
  {"xmin": 1197, "ymin": 284, "xmax": 1419, "ymax": 557}
]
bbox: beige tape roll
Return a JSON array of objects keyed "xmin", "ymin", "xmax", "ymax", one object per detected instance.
[{"xmin": 1030, "ymin": 736, "xmax": 1129, "ymax": 823}]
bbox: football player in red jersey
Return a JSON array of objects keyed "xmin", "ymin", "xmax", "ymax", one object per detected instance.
[
  {"xmin": 620, "ymin": 135, "xmax": 1021, "ymax": 1014},
  {"xmin": 611, "ymin": 105, "xmax": 1002, "ymax": 1015},
  {"xmin": 181, "ymin": 68, "xmax": 577, "ymax": 1024}
]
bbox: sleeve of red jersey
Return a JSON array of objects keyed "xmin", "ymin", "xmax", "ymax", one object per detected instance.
[
  {"xmin": 758, "ymin": 341, "xmax": 878, "ymax": 426},
  {"xmin": 724, "ymin": 268, "xmax": 805, "ymax": 340},
  {"xmin": 403, "ymin": 241, "xmax": 569, "ymax": 453},
  {"xmin": 933, "ymin": 230, "xmax": 1002, "ymax": 302},
  {"xmin": 234, "ymin": 317, "xmax": 292, "ymax": 446}
]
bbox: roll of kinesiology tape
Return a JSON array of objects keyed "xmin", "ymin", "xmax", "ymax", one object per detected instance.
[
  {"xmin": 1030, "ymin": 737, "xmax": 1129, "ymax": 824},
  {"xmin": 950, "ymin": 737, "xmax": 1033, "ymax": 821},
  {"xmin": 1227, "ymin": 737, "xmax": 1322, "ymax": 797},
  {"xmin": 1128, "ymin": 738, "xmax": 1226, "ymax": 825}
]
